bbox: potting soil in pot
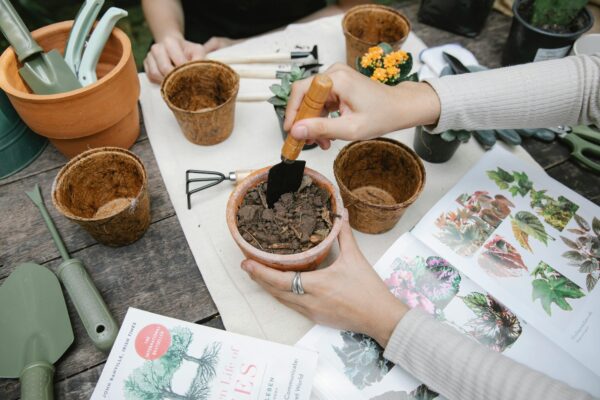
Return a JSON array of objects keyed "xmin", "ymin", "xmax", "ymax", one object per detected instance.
[{"xmin": 237, "ymin": 176, "xmax": 337, "ymax": 254}]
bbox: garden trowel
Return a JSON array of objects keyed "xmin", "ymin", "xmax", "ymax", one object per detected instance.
[
  {"xmin": 0, "ymin": 262, "xmax": 74, "ymax": 400},
  {"xmin": 266, "ymin": 74, "xmax": 332, "ymax": 207},
  {"xmin": 26, "ymin": 184, "xmax": 118, "ymax": 352},
  {"xmin": 0, "ymin": 0, "xmax": 82, "ymax": 94},
  {"xmin": 63, "ymin": 0, "xmax": 105, "ymax": 74}
]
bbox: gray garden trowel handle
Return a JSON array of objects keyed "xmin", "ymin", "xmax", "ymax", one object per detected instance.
[
  {"xmin": 64, "ymin": 0, "xmax": 105, "ymax": 74},
  {"xmin": 58, "ymin": 259, "xmax": 118, "ymax": 352},
  {"xmin": 0, "ymin": 0, "xmax": 43, "ymax": 62},
  {"xmin": 20, "ymin": 361, "xmax": 54, "ymax": 400}
]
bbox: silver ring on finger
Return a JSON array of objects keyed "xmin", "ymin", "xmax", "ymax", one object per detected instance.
[{"xmin": 291, "ymin": 272, "xmax": 305, "ymax": 295}]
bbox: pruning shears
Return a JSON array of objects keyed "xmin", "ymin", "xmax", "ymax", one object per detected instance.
[{"xmin": 548, "ymin": 125, "xmax": 600, "ymax": 174}]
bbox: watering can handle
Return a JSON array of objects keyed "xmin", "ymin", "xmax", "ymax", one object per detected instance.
[
  {"xmin": 20, "ymin": 361, "xmax": 54, "ymax": 400},
  {"xmin": 0, "ymin": 0, "xmax": 43, "ymax": 62},
  {"xmin": 58, "ymin": 259, "xmax": 118, "ymax": 352},
  {"xmin": 281, "ymin": 74, "xmax": 332, "ymax": 161}
]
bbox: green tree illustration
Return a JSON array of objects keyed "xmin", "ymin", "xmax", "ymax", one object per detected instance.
[{"xmin": 124, "ymin": 327, "xmax": 221, "ymax": 400}]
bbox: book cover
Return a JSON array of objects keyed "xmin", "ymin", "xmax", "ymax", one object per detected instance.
[{"xmin": 92, "ymin": 308, "xmax": 317, "ymax": 400}]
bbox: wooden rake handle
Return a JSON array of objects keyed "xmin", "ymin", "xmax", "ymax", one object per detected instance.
[{"xmin": 281, "ymin": 74, "xmax": 333, "ymax": 161}]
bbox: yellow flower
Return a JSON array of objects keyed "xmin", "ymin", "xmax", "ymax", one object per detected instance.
[
  {"xmin": 368, "ymin": 46, "xmax": 384, "ymax": 57},
  {"xmin": 386, "ymin": 66, "xmax": 400, "ymax": 78},
  {"xmin": 371, "ymin": 67, "xmax": 388, "ymax": 83},
  {"xmin": 383, "ymin": 50, "xmax": 409, "ymax": 68}
]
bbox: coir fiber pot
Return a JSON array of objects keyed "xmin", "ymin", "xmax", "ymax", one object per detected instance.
[
  {"xmin": 226, "ymin": 167, "xmax": 344, "ymax": 272},
  {"xmin": 161, "ymin": 60, "xmax": 239, "ymax": 145},
  {"xmin": 342, "ymin": 5, "xmax": 411, "ymax": 67},
  {"xmin": 0, "ymin": 21, "xmax": 140, "ymax": 158},
  {"xmin": 502, "ymin": 0, "xmax": 593, "ymax": 66},
  {"xmin": 52, "ymin": 147, "xmax": 150, "ymax": 247},
  {"xmin": 413, "ymin": 125, "xmax": 460, "ymax": 163},
  {"xmin": 334, "ymin": 138, "xmax": 425, "ymax": 234}
]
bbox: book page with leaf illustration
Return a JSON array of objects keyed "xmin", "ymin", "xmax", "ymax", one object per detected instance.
[
  {"xmin": 411, "ymin": 146, "xmax": 600, "ymax": 378},
  {"xmin": 296, "ymin": 233, "xmax": 600, "ymax": 400},
  {"xmin": 91, "ymin": 308, "xmax": 317, "ymax": 400}
]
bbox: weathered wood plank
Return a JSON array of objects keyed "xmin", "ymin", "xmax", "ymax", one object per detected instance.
[
  {"xmin": 0, "ymin": 216, "xmax": 219, "ymax": 399},
  {"xmin": 520, "ymin": 137, "xmax": 572, "ymax": 169},
  {"xmin": 546, "ymin": 159, "xmax": 600, "ymax": 205},
  {"xmin": 0, "ymin": 139, "xmax": 174, "ymax": 278}
]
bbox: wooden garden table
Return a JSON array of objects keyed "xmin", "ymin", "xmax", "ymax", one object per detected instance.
[{"xmin": 0, "ymin": 2, "xmax": 599, "ymax": 398}]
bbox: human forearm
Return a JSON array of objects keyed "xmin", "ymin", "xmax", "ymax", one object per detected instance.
[
  {"xmin": 384, "ymin": 309, "xmax": 595, "ymax": 400},
  {"xmin": 142, "ymin": 0, "xmax": 184, "ymax": 42}
]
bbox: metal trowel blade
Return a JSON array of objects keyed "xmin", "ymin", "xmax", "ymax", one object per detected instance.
[{"xmin": 266, "ymin": 160, "xmax": 306, "ymax": 208}]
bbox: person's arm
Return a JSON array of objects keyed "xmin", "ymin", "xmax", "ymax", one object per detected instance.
[
  {"xmin": 142, "ymin": 0, "xmax": 184, "ymax": 44},
  {"xmin": 385, "ymin": 309, "xmax": 595, "ymax": 400}
]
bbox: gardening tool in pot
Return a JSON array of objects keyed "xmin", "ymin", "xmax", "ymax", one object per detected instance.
[
  {"xmin": 548, "ymin": 125, "xmax": 600, "ymax": 173},
  {"xmin": 232, "ymin": 63, "xmax": 322, "ymax": 79},
  {"xmin": 442, "ymin": 51, "xmax": 470, "ymax": 75},
  {"xmin": 78, "ymin": 6, "xmax": 128, "ymax": 85},
  {"xmin": 266, "ymin": 74, "xmax": 332, "ymax": 207},
  {"xmin": 0, "ymin": 262, "xmax": 74, "ymax": 400},
  {"xmin": 186, "ymin": 169, "xmax": 253, "ymax": 210},
  {"xmin": 0, "ymin": 0, "xmax": 82, "ymax": 94},
  {"xmin": 63, "ymin": 0, "xmax": 105, "ymax": 74},
  {"xmin": 26, "ymin": 184, "xmax": 118, "ymax": 352},
  {"xmin": 209, "ymin": 45, "xmax": 318, "ymax": 64}
]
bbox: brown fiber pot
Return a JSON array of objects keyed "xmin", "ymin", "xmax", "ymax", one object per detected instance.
[
  {"xmin": 52, "ymin": 147, "xmax": 150, "ymax": 247},
  {"xmin": 161, "ymin": 60, "xmax": 239, "ymax": 145},
  {"xmin": 342, "ymin": 4, "xmax": 411, "ymax": 67},
  {"xmin": 0, "ymin": 21, "xmax": 140, "ymax": 158},
  {"xmin": 334, "ymin": 138, "xmax": 425, "ymax": 234},
  {"xmin": 226, "ymin": 167, "xmax": 344, "ymax": 271}
]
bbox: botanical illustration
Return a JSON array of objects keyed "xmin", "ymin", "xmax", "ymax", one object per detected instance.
[
  {"xmin": 435, "ymin": 208, "xmax": 495, "ymax": 256},
  {"xmin": 370, "ymin": 384, "xmax": 439, "ymax": 400},
  {"xmin": 510, "ymin": 211, "xmax": 555, "ymax": 252},
  {"xmin": 332, "ymin": 331, "xmax": 394, "ymax": 390},
  {"xmin": 529, "ymin": 189, "xmax": 579, "ymax": 232},
  {"xmin": 384, "ymin": 256, "xmax": 461, "ymax": 316},
  {"xmin": 461, "ymin": 292, "xmax": 522, "ymax": 352},
  {"xmin": 560, "ymin": 215, "xmax": 600, "ymax": 291},
  {"xmin": 531, "ymin": 262, "xmax": 585, "ymax": 316},
  {"xmin": 125, "ymin": 327, "xmax": 221, "ymax": 400},
  {"xmin": 456, "ymin": 191, "xmax": 515, "ymax": 229},
  {"xmin": 487, "ymin": 168, "xmax": 532, "ymax": 197},
  {"xmin": 478, "ymin": 235, "xmax": 528, "ymax": 277}
]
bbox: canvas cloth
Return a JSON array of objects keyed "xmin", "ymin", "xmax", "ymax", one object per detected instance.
[{"xmin": 138, "ymin": 14, "xmax": 540, "ymax": 346}]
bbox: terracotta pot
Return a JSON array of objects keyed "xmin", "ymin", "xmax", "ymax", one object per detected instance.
[
  {"xmin": 161, "ymin": 60, "xmax": 239, "ymax": 145},
  {"xmin": 52, "ymin": 147, "xmax": 150, "ymax": 247},
  {"xmin": 334, "ymin": 138, "xmax": 425, "ymax": 234},
  {"xmin": 226, "ymin": 167, "xmax": 344, "ymax": 271},
  {"xmin": 342, "ymin": 5, "xmax": 411, "ymax": 67},
  {"xmin": 0, "ymin": 21, "xmax": 140, "ymax": 158}
]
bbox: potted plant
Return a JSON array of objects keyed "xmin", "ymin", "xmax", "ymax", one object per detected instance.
[
  {"xmin": 413, "ymin": 127, "xmax": 471, "ymax": 163},
  {"xmin": 267, "ymin": 65, "xmax": 317, "ymax": 150},
  {"xmin": 356, "ymin": 42, "xmax": 417, "ymax": 84},
  {"xmin": 502, "ymin": 0, "xmax": 593, "ymax": 66}
]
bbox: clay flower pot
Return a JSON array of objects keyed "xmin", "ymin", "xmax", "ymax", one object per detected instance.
[
  {"xmin": 161, "ymin": 60, "xmax": 239, "ymax": 145},
  {"xmin": 334, "ymin": 138, "xmax": 425, "ymax": 234},
  {"xmin": 52, "ymin": 147, "xmax": 150, "ymax": 247},
  {"xmin": 0, "ymin": 21, "xmax": 140, "ymax": 158},
  {"xmin": 226, "ymin": 167, "xmax": 344, "ymax": 271},
  {"xmin": 342, "ymin": 5, "xmax": 411, "ymax": 67}
]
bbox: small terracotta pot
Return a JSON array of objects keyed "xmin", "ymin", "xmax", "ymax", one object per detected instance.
[
  {"xmin": 334, "ymin": 138, "xmax": 425, "ymax": 234},
  {"xmin": 226, "ymin": 167, "xmax": 344, "ymax": 271},
  {"xmin": 342, "ymin": 4, "xmax": 411, "ymax": 67},
  {"xmin": 0, "ymin": 21, "xmax": 140, "ymax": 158},
  {"xmin": 161, "ymin": 60, "xmax": 239, "ymax": 145},
  {"xmin": 52, "ymin": 147, "xmax": 150, "ymax": 247}
]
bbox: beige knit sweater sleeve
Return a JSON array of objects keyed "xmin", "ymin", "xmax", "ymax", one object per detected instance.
[
  {"xmin": 383, "ymin": 309, "xmax": 596, "ymax": 400},
  {"xmin": 424, "ymin": 54, "xmax": 600, "ymax": 133}
]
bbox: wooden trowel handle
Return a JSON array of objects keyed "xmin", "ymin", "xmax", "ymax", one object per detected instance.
[{"xmin": 281, "ymin": 74, "xmax": 332, "ymax": 161}]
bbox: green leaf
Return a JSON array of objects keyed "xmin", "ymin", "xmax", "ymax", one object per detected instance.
[
  {"xmin": 509, "ymin": 186, "xmax": 520, "ymax": 197},
  {"xmin": 440, "ymin": 130, "xmax": 457, "ymax": 142},
  {"xmin": 512, "ymin": 211, "xmax": 554, "ymax": 245},
  {"xmin": 280, "ymin": 74, "xmax": 291, "ymax": 92},
  {"xmin": 511, "ymin": 219, "xmax": 532, "ymax": 252},
  {"xmin": 462, "ymin": 292, "xmax": 489, "ymax": 316},
  {"xmin": 403, "ymin": 72, "xmax": 419, "ymax": 82},
  {"xmin": 560, "ymin": 236, "xmax": 580, "ymax": 250},
  {"xmin": 267, "ymin": 96, "xmax": 287, "ymax": 107},
  {"xmin": 579, "ymin": 260, "xmax": 597, "ymax": 274},
  {"xmin": 455, "ymin": 130, "xmax": 471, "ymax": 143},
  {"xmin": 532, "ymin": 274, "xmax": 585, "ymax": 316},
  {"xmin": 378, "ymin": 42, "xmax": 394, "ymax": 55},
  {"xmin": 269, "ymin": 84, "xmax": 288, "ymax": 100},
  {"xmin": 399, "ymin": 53, "xmax": 413, "ymax": 79},
  {"xmin": 574, "ymin": 214, "xmax": 590, "ymax": 232},
  {"xmin": 495, "ymin": 129, "xmax": 522, "ymax": 146},
  {"xmin": 563, "ymin": 250, "xmax": 585, "ymax": 262},
  {"xmin": 593, "ymin": 217, "xmax": 600, "ymax": 237},
  {"xmin": 586, "ymin": 274, "xmax": 599, "ymax": 292},
  {"xmin": 290, "ymin": 65, "xmax": 303, "ymax": 81},
  {"xmin": 474, "ymin": 130, "xmax": 497, "ymax": 149}
]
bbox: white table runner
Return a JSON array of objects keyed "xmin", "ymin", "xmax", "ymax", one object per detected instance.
[{"xmin": 138, "ymin": 14, "xmax": 540, "ymax": 345}]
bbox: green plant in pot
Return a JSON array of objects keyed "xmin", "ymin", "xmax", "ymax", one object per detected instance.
[
  {"xmin": 267, "ymin": 65, "xmax": 317, "ymax": 149},
  {"xmin": 502, "ymin": 0, "xmax": 593, "ymax": 66},
  {"xmin": 413, "ymin": 127, "xmax": 471, "ymax": 163}
]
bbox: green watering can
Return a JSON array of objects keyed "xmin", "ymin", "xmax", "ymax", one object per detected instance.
[{"xmin": 0, "ymin": 262, "xmax": 74, "ymax": 400}]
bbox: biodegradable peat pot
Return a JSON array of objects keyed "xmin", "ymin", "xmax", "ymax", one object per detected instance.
[
  {"xmin": 52, "ymin": 147, "xmax": 150, "ymax": 247},
  {"xmin": 334, "ymin": 138, "xmax": 425, "ymax": 234},
  {"xmin": 502, "ymin": 0, "xmax": 593, "ymax": 65},
  {"xmin": 413, "ymin": 126, "xmax": 460, "ymax": 163},
  {"xmin": 0, "ymin": 21, "xmax": 140, "ymax": 158},
  {"xmin": 162, "ymin": 60, "xmax": 239, "ymax": 145},
  {"xmin": 342, "ymin": 5, "xmax": 411, "ymax": 67},
  {"xmin": 226, "ymin": 167, "xmax": 344, "ymax": 271}
]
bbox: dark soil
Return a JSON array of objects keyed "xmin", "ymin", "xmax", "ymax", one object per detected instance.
[
  {"xmin": 237, "ymin": 176, "xmax": 338, "ymax": 254},
  {"xmin": 519, "ymin": 0, "xmax": 588, "ymax": 34}
]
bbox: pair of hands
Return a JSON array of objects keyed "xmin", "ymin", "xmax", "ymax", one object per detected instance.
[{"xmin": 144, "ymin": 35, "xmax": 238, "ymax": 83}]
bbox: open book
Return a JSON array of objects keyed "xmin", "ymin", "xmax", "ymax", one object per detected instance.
[
  {"xmin": 91, "ymin": 308, "xmax": 317, "ymax": 400},
  {"xmin": 297, "ymin": 147, "xmax": 600, "ymax": 399}
]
